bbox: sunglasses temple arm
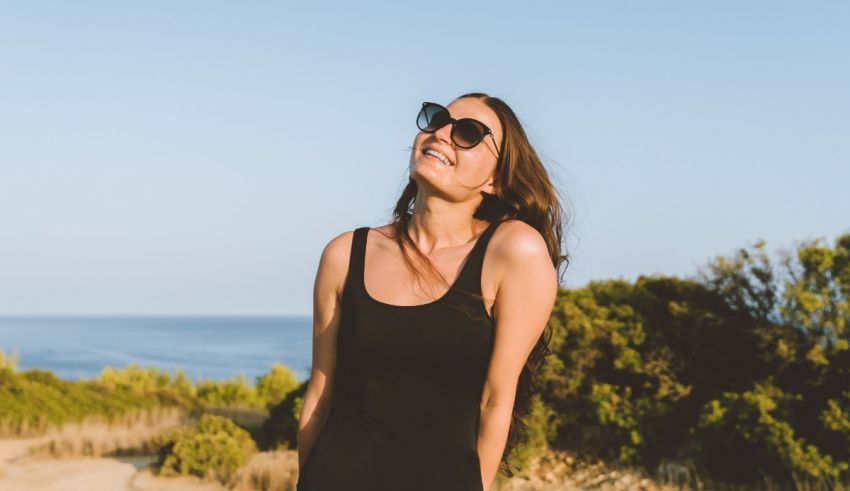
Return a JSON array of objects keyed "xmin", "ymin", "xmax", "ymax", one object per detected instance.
[{"xmin": 488, "ymin": 133, "xmax": 501, "ymax": 158}]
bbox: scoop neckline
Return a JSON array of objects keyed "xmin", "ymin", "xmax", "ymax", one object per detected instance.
[{"xmin": 360, "ymin": 221, "xmax": 496, "ymax": 311}]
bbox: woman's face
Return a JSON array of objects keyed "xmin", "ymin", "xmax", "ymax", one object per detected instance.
[{"xmin": 409, "ymin": 97, "xmax": 502, "ymax": 198}]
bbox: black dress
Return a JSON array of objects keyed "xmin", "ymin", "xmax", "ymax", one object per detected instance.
[{"xmin": 296, "ymin": 219, "xmax": 501, "ymax": 491}]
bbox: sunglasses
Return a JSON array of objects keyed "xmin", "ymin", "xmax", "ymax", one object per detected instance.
[{"xmin": 416, "ymin": 102, "xmax": 500, "ymax": 156}]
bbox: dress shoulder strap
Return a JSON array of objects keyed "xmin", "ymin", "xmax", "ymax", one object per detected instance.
[
  {"xmin": 344, "ymin": 227, "xmax": 370, "ymax": 301},
  {"xmin": 452, "ymin": 219, "xmax": 503, "ymax": 296}
]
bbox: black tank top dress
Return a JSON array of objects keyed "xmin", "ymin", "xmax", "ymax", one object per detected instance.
[{"xmin": 296, "ymin": 219, "xmax": 502, "ymax": 491}]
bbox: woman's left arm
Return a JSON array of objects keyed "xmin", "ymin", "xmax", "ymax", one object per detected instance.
[{"xmin": 477, "ymin": 222, "xmax": 559, "ymax": 491}]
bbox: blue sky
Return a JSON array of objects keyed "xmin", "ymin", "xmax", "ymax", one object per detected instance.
[{"xmin": 1, "ymin": 1, "xmax": 847, "ymax": 316}]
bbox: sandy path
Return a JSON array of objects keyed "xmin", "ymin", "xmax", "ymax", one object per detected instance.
[
  {"xmin": 0, "ymin": 438, "xmax": 223, "ymax": 491},
  {"xmin": 1, "ymin": 455, "xmax": 138, "ymax": 491},
  {"xmin": 0, "ymin": 435, "xmax": 51, "ymax": 463}
]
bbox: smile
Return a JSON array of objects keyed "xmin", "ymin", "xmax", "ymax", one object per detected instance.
[{"xmin": 424, "ymin": 149, "xmax": 453, "ymax": 166}]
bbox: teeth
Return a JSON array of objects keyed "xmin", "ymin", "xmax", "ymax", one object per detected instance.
[{"xmin": 425, "ymin": 149, "xmax": 451, "ymax": 166}]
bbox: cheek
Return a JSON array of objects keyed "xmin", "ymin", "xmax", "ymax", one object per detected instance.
[
  {"xmin": 413, "ymin": 132, "xmax": 427, "ymax": 147},
  {"xmin": 455, "ymin": 152, "xmax": 495, "ymax": 178},
  {"xmin": 408, "ymin": 135, "xmax": 421, "ymax": 161},
  {"xmin": 410, "ymin": 134, "xmax": 426, "ymax": 156}
]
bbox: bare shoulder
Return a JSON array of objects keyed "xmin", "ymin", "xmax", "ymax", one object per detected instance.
[
  {"xmin": 487, "ymin": 219, "xmax": 552, "ymax": 287},
  {"xmin": 317, "ymin": 228, "xmax": 358, "ymax": 299},
  {"xmin": 490, "ymin": 219, "xmax": 549, "ymax": 261},
  {"xmin": 322, "ymin": 228, "xmax": 356, "ymax": 261}
]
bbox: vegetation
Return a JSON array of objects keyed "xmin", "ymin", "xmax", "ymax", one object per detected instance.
[
  {"xmin": 258, "ymin": 379, "xmax": 309, "ymax": 451},
  {"xmin": 152, "ymin": 413, "xmax": 257, "ymax": 483},
  {"xmin": 0, "ymin": 357, "xmax": 300, "ymax": 437},
  {"xmin": 195, "ymin": 362, "xmax": 299, "ymax": 410},
  {"xmin": 0, "ymin": 362, "xmax": 189, "ymax": 436},
  {"xmin": 537, "ymin": 232, "xmax": 850, "ymax": 488}
]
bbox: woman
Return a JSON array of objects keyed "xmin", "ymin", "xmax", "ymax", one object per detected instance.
[{"xmin": 296, "ymin": 92, "xmax": 567, "ymax": 491}]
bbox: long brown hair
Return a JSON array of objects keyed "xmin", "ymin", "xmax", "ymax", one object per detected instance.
[{"xmin": 384, "ymin": 92, "xmax": 570, "ymax": 477}]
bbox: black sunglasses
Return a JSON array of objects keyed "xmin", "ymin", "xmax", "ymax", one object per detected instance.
[{"xmin": 416, "ymin": 102, "xmax": 500, "ymax": 156}]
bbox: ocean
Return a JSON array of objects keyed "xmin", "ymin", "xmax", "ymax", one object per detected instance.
[{"xmin": 0, "ymin": 315, "xmax": 313, "ymax": 384}]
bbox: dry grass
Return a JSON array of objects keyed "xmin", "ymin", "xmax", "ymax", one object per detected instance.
[
  {"xmin": 26, "ymin": 406, "xmax": 193, "ymax": 459},
  {"xmin": 492, "ymin": 450, "xmax": 678, "ymax": 491},
  {"xmin": 227, "ymin": 449, "xmax": 299, "ymax": 491},
  {"xmin": 0, "ymin": 415, "xmax": 49, "ymax": 438}
]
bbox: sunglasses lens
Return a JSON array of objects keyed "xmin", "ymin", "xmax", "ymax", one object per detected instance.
[
  {"xmin": 417, "ymin": 104, "xmax": 450, "ymax": 132},
  {"xmin": 453, "ymin": 120, "xmax": 485, "ymax": 148}
]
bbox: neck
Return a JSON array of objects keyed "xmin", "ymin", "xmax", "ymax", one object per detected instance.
[{"xmin": 406, "ymin": 194, "xmax": 487, "ymax": 251}]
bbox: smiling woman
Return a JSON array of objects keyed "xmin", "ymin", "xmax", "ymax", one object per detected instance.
[{"xmin": 295, "ymin": 92, "xmax": 569, "ymax": 491}]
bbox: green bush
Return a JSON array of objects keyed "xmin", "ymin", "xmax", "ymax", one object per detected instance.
[
  {"xmin": 153, "ymin": 414, "xmax": 257, "ymax": 483},
  {"xmin": 196, "ymin": 374, "xmax": 256, "ymax": 408},
  {"xmin": 0, "ymin": 357, "xmax": 301, "ymax": 437},
  {"xmin": 695, "ymin": 382, "xmax": 849, "ymax": 483},
  {"xmin": 0, "ymin": 363, "xmax": 181, "ymax": 435},
  {"xmin": 259, "ymin": 380, "xmax": 308, "ymax": 451},
  {"xmin": 534, "ymin": 232, "xmax": 850, "ymax": 488},
  {"xmin": 256, "ymin": 362, "xmax": 300, "ymax": 408},
  {"xmin": 96, "ymin": 363, "xmax": 196, "ymax": 400},
  {"xmin": 194, "ymin": 364, "xmax": 299, "ymax": 409}
]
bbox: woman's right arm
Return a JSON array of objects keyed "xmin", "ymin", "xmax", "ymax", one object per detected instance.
[{"xmin": 296, "ymin": 231, "xmax": 353, "ymax": 469}]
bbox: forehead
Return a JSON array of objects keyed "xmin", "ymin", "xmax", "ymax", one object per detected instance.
[{"xmin": 445, "ymin": 98, "xmax": 501, "ymax": 138}]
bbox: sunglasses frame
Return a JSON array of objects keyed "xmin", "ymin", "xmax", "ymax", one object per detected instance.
[{"xmin": 417, "ymin": 102, "xmax": 501, "ymax": 157}]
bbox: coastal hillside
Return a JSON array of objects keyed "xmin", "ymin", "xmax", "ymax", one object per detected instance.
[{"xmin": 1, "ymin": 232, "xmax": 848, "ymax": 490}]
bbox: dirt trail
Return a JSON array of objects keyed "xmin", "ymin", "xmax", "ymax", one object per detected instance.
[{"xmin": 0, "ymin": 438, "xmax": 223, "ymax": 491}]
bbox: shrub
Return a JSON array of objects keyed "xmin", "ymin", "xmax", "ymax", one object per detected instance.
[
  {"xmin": 255, "ymin": 362, "xmax": 299, "ymax": 408},
  {"xmin": 258, "ymin": 380, "xmax": 308, "ymax": 451},
  {"xmin": 153, "ymin": 414, "xmax": 257, "ymax": 483}
]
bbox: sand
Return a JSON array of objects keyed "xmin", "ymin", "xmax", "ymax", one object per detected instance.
[{"xmin": 0, "ymin": 437, "xmax": 225, "ymax": 491}]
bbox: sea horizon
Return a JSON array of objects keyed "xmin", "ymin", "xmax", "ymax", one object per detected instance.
[{"xmin": 0, "ymin": 314, "xmax": 313, "ymax": 384}]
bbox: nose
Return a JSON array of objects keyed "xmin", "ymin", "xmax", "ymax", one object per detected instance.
[{"xmin": 433, "ymin": 121, "xmax": 453, "ymax": 147}]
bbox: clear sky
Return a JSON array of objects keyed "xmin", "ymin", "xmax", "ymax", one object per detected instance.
[{"xmin": 1, "ymin": 1, "xmax": 847, "ymax": 316}]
